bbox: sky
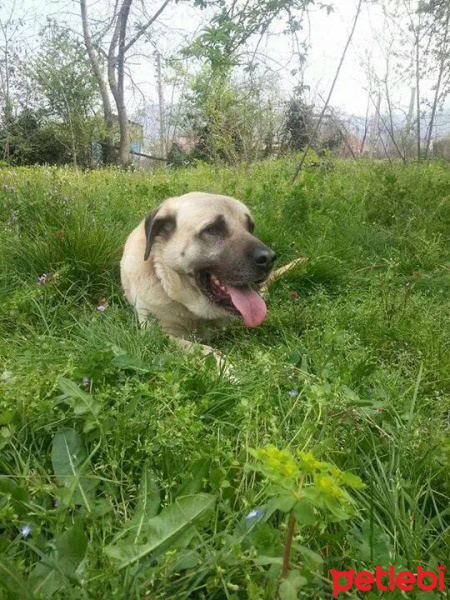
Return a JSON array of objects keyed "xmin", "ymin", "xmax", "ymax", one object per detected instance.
[{"xmin": 2, "ymin": 0, "xmax": 448, "ymax": 123}]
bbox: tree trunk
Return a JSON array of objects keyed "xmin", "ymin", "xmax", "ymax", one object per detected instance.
[
  {"xmin": 107, "ymin": 0, "xmax": 132, "ymax": 167},
  {"xmin": 155, "ymin": 51, "xmax": 166, "ymax": 157},
  {"xmin": 424, "ymin": 12, "xmax": 449, "ymax": 159},
  {"xmin": 80, "ymin": 0, "xmax": 116, "ymax": 164},
  {"xmin": 360, "ymin": 93, "xmax": 371, "ymax": 155},
  {"xmin": 415, "ymin": 32, "xmax": 421, "ymax": 160},
  {"xmin": 117, "ymin": 0, "xmax": 132, "ymax": 165},
  {"xmin": 81, "ymin": 0, "xmax": 171, "ymax": 167},
  {"xmin": 2, "ymin": 29, "xmax": 12, "ymax": 161}
]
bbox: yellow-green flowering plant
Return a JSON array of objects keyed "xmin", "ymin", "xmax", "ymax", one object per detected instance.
[{"xmin": 248, "ymin": 446, "xmax": 365, "ymax": 594}]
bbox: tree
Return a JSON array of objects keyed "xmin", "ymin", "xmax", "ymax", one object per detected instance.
[
  {"xmin": 421, "ymin": 0, "xmax": 450, "ymax": 158},
  {"xmin": 186, "ymin": 0, "xmax": 320, "ymax": 71},
  {"xmin": 80, "ymin": 0, "xmax": 172, "ymax": 166},
  {"xmin": 177, "ymin": 64, "xmax": 286, "ymax": 164},
  {"xmin": 0, "ymin": 0, "xmax": 23, "ymax": 160},
  {"xmin": 377, "ymin": 0, "xmax": 450, "ymax": 160},
  {"xmin": 179, "ymin": 0, "xmax": 321, "ymax": 163},
  {"xmin": 29, "ymin": 22, "xmax": 103, "ymax": 168}
]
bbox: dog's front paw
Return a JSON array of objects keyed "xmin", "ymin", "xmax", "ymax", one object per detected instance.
[
  {"xmin": 222, "ymin": 362, "xmax": 238, "ymax": 383},
  {"xmin": 169, "ymin": 336, "xmax": 238, "ymax": 382},
  {"xmin": 203, "ymin": 346, "xmax": 237, "ymax": 382}
]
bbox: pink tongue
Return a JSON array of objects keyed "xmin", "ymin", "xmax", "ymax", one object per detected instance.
[{"xmin": 226, "ymin": 284, "xmax": 267, "ymax": 328}]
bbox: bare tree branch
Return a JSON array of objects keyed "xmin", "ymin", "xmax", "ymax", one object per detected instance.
[
  {"xmin": 368, "ymin": 92, "xmax": 406, "ymax": 162},
  {"xmin": 123, "ymin": 0, "xmax": 171, "ymax": 54},
  {"xmin": 291, "ymin": 0, "xmax": 364, "ymax": 182}
]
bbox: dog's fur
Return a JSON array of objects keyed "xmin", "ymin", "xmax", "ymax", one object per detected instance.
[{"xmin": 120, "ymin": 192, "xmax": 274, "ymax": 343}]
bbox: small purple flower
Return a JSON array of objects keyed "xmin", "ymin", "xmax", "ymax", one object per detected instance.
[
  {"xmin": 97, "ymin": 304, "xmax": 106, "ymax": 312},
  {"xmin": 37, "ymin": 274, "xmax": 48, "ymax": 285},
  {"xmin": 82, "ymin": 377, "xmax": 90, "ymax": 387},
  {"xmin": 288, "ymin": 389, "xmax": 298, "ymax": 396},
  {"xmin": 20, "ymin": 525, "xmax": 32, "ymax": 538},
  {"xmin": 245, "ymin": 509, "xmax": 262, "ymax": 520}
]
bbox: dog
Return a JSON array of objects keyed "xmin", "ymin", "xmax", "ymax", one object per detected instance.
[{"xmin": 120, "ymin": 192, "xmax": 275, "ymax": 363}]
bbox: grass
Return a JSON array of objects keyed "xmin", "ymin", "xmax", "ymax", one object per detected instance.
[{"xmin": 0, "ymin": 158, "xmax": 449, "ymax": 599}]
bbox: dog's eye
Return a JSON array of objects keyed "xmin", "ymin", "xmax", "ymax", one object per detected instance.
[
  {"xmin": 202, "ymin": 223, "xmax": 222, "ymax": 236},
  {"xmin": 200, "ymin": 216, "xmax": 227, "ymax": 237},
  {"xmin": 246, "ymin": 215, "xmax": 255, "ymax": 233}
]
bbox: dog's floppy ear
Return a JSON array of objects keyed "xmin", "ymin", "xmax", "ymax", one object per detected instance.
[{"xmin": 144, "ymin": 208, "xmax": 176, "ymax": 260}]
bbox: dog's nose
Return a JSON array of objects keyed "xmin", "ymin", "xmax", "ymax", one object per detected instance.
[{"xmin": 253, "ymin": 246, "xmax": 276, "ymax": 270}]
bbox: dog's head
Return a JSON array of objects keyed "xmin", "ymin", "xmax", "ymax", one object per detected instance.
[{"xmin": 144, "ymin": 192, "xmax": 275, "ymax": 327}]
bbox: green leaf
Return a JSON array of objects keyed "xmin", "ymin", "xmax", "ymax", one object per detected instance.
[
  {"xmin": 0, "ymin": 476, "xmax": 30, "ymax": 516},
  {"xmin": 340, "ymin": 471, "xmax": 366, "ymax": 489},
  {"xmin": 176, "ymin": 458, "xmax": 210, "ymax": 496},
  {"xmin": 103, "ymin": 467, "xmax": 159, "ymax": 544},
  {"xmin": 111, "ymin": 354, "xmax": 152, "ymax": 373},
  {"xmin": 58, "ymin": 377, "xmax": 100, "ymax": 417},
  {"xmin": 126, "ymin": 467, "xmax": 160, "ymax": 543},
  {"xmin": 105, "ymin": 493, "xmax": 215, "ymax": 569},
  {"xmin": 29, "ymin": 560, "xmax": 63, "ymax": 597},
  {"xmin": 253, "ymin": 555, "xmax": 283, "ymax": 566},
  {"xmin": 171, "ymin": 549, "xmax": 201, "ymax": 571},
  {"xmin": 0, "ymin": 557, "xmax": 34, "ymax": 599},
  {"xmin": 279, "ymin": 570, "xmax": 307, "ymax": 600},
  {"xmin": 323, "ymin": 497, "xmax": 352, "ymax": 521},
  {"xmin": 347, "ymin": 520, "xmax": 392, "ymax": 566},
  {"xmin": 294, "ymin": 544, "xmax": 323, "ymax": 567},
  {"xmin": 268, "ymin": 495, "xmax": 297, "ymax": 513},
  {"xmin": 28, "ymin": 523, "xmax": 87, "ymax": 596},
  {"xmin": 51, "ymin": 429, "xmax": 96, "ymax": 510},
  {"xmin": 288, "ymin": 346, "xmax": 306, "ymax": 366},
  {"xmin": 52, "ymin": 428, "xmax": 85, "ymax": 477},
  {"xmin": 292, "ymin": 500, "xmax": 317, "ymax": 525},
  {"xmin": 55, "ymin": 521, "xmax": 88, "ymax": 575},
  {"xmin": 0, "ymin": 409, "xmax": 15, "ymax": 424},
  {"xmin": 28, "ymin": 543, "xmax": 70, "ymax": 597},
  {"xmin": 88, "ymin": 497, "xmax": 113, "ymax": 517}
]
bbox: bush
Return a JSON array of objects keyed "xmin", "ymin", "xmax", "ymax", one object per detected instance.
[{"xmin": 0, "ymin": 109, "xmax": 69, "ymax": 165}]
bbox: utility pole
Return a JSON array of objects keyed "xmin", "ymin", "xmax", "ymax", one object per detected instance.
[
  {"xmin": 154, "ymin": 50, "xmax": 165, "ymax": 157},
  {"xmin": 406, "ymin": 87, "xmax": 416, "ymax": 132},
  {"xmin": 398, "ymin": 87, "xmax": 416, "ymax": 159}
]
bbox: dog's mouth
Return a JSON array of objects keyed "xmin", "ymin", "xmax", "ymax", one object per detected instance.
[{"xmin": 198, "ymin": 272, "xmax": 267, "ymax": 328}]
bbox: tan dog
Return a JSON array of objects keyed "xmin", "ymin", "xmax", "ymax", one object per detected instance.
[{"xmin": 120, "ymin": 192, "xmax": 275, "ymax": 361}]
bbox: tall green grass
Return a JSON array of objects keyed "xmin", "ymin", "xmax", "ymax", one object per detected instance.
[{"xmin": 0, "ymin": 159, "xmax": 449, "ymax": 599}]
